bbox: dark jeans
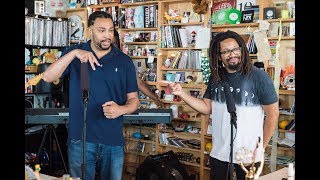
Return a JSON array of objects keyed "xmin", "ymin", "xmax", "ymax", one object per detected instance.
[{"xmin": 209, "ymin": 157, "xmax": 261, "ymax": 180}]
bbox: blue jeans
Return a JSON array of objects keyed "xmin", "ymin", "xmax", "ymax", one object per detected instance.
[{"xmin": 67, "ymin": 139, "xmax": 124, "ymax": 180}]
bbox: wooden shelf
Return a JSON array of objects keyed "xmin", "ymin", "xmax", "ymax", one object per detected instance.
[
  {"xmin": 125, "ymin": 137, "xmax": 155, "ymax": 144},
  {"xmin": 159, "ymin": 129, "xmax": 201, "ymax": 137},
  {"xmin": 88, "ymin": 2, "xmax": 119, "ymax": 8},
  {"xmin": 160, "ymin": 0, "xmax": 192, "ymax": 3},
  {"xmin": 161, "ymin": 100, "xmax": 186, "ymax": 104},
  {"xmin": 204, "ymin": 134, "xmax": 212, "ymax": 139},
  {"xmin": 158, "ymin": 82, "xmax": 203, "ymax": 88},
  {"xmin": 266, "ymin": 18, "xmax": 295, "ymax": 23},
  {"xmin": 159, "ymin": 144, "xmax": 201, "ymax": 152},
  {"xmin": 279, "ymin": 90, "xmax": 295, "ymax": 95},
  {"xmin": 267, "ymin": 145, "xmax": 295, "ymax": 151},
  {"xmin": 278, "ymin": 129, "xmax": 295, "ymax": 133},
  {"xmin": 159, "ymin": 47, "xmax": 202, "ymax": 50},
  {"xmin": 69, "ymin": 39, "xmax": 86, "ymax": 44},
  {"xmin": 161, "ymin": 68, "xmax": 202, "ymax": 72},
  {"xmin": 66, "ymin": 8, "xmax": 87, "ymax": 12},
  {"xmin": 120, "ymin": 27, "xmax": 158, "ymax": 31},
  {"xmin": 120, "ymin": 0, "xmax": 159, "ymax": 7},
  {"xmin": 173, "ymin": 117, "xmax": 201, "ymax": 122},
  {"xmin": 146, "ymin": 81, "xmax": 157, "ymax": 86},
  {"xmin": 124, "ymin": 125, "xmax": 156, "ymax": 131},
  {"xmin": 212, "ymin": 22, "xmax": 259, "ymax": 29},
  {"xmin": 122, "ymin": 42, "xmax": 158, "ymax": 45},
  {"xmin": 161, "ymin": 22, "xmax": 204, "ymax": 26},
  {"xmin": 279, "ymin": 111, "xmax": 295, "ymax": 116},
  {"xmin": 268, "ymin": 36, "xmax": 295, "ymax": 40},
  {"xmin": 125, "ymin": 151, "xmax": 156, "ymax": 157}
]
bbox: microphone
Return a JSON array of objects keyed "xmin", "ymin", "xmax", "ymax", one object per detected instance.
[
  {"xmin": 81, "ymin": 63, "xmax": 89, "ymax": 101},
  {"xmin": 223, "ymin": 82, "xmax": 237, "ymax": 129}
]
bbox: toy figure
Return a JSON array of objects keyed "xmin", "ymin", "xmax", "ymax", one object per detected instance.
[
  {"xmin": 186, "ymin": 75, "xmax": 194, "ymax": 84},
  {"xmin": 191, "ymin": 31, "xmax": 197, "ymax": 47}
]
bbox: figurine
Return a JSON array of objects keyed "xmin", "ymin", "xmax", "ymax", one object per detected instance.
[
  {"xmin": 186, "ymin": 75, "xmax": 194, "ymax": 84},
  {"xmin": 191, "ymin": 31, "xmax": 197, "ymax": 47},
  {"xmin": 164, "ymin": 9, "xmax": 182, "ymax": 23},
  {"xmin": 164, "ymin": 58, "xmax": 171, "ymax": 68}
]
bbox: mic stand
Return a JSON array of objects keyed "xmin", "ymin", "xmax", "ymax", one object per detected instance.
[
  {"xmin": 228, "ymin": 112, "xmax": 237, "ymax": 180},
  {"xmin": 81, "ymin": 90, "xmax": 89, "ymax": 180}
]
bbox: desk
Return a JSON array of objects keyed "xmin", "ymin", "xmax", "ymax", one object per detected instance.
[{"xmin": 259, "ymin": 167, "xmax": 288, "ymax": 180}]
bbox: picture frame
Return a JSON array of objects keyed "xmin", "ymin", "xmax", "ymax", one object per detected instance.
[
  {"xmin": 263, "ymin": 7, "xmax": 276, "ymax": 20},
  {"xmin": 136, "ymin": 142, "xmax": 145, "ymax": 153},
  {"xmin": 241, "ymin": 10, "xmax": 254, "ymax": 23},
  {"xmin": 133, "ymin": 59, "xmax": 147, "ymax": 75}
]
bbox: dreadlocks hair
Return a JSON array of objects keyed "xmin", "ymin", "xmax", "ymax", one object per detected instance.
[{"xmin": 208, "ymin": 30, "xmax": 252, "ymax": 83}]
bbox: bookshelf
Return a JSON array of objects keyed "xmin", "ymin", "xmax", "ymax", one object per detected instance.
[{"xmin": 59, "ymin": 0, "xmax": 295, "ymax": 179}]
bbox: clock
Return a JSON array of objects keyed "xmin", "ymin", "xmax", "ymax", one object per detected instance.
[
  {"xmin": 266, "ymin": 10, "xmax": 273, "ymax": 17},
  {"xmin": 68, "ymin": 15, "xmax": 84, "ymax": 40},
  {"xmin": 264, "ymin": 7, "xmax": 276, "ymax": 19}
]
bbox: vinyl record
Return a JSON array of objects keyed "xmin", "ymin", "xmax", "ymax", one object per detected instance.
[
  {"xmin": 226, "ymin": 8, "xmax": 242, "ymax": 24},
  {"xmin": 212, "ymin": 8, "xmax": 228, "ymax": 25}
]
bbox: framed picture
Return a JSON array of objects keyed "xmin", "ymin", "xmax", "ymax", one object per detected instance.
[
  {"xmin": 133, "ymin": 59, "xmax": 146, "ymax": 74},
  {"xmin": 241, "ymin": 10, "xmax": 254, "ymax": 23},
  {"xmin": 264, "ymin": 7, "xmax": 276, "ymax": 20},
  {"xmin": 136, "ymin": 142, "xmax": 145, "ymax": 153}
]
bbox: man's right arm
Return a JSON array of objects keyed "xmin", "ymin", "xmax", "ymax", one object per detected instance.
[
  {"xmin": 169, "ymin": 82, "xmax": 211, "ymax": 115},
  {"xmin": 42, "ymin": 49, "xmax": 100, "ymax": 83},
  {"xmin": 42, "ymin": 50, "xmax": 77, "ymax": 82}
]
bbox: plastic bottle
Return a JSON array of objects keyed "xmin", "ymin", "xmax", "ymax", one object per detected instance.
[
  {"xmin": 287, "ymin": 163, "xmax": 295, "ymax": 180},
  {"xmin": 34, "ymin": 164, "xmax": 41, "ymax": 180}
]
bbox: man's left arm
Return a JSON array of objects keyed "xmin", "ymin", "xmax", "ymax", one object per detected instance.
[
  {"xmin": 122, "ymin": 92, "xmax": 140, "ymax": 115},
  {"xmin": 102, "ymin": 92, "xmax": 139, "ymax": 119},
  {"xmin": 262, "ymin": 102, "xmax": 279, "ymax": 149}
]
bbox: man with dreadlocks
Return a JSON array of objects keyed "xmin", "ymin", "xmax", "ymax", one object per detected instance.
[{"xmin": 167, "ymin": 31, "xmax": 279, "ymax": 180}]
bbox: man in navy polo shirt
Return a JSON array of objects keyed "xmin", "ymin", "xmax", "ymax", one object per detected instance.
[{"xmin": 42, "ymin": 11, "xmax": 139, "ymax": 180}]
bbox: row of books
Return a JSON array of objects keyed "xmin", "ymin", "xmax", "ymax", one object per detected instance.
[
  {"xmin": 25, "ymin": 16, "xmax": 69, "ymax": 47},
  {"xmin": 165, "ymin": 50, "xmax": 202, "ymax": 70},
  {"xmin": 161, "ymin": 26, "xmax": 201, "ymax": 48},
  {"xmin": 122, "ymin": 5, "xmax": 158, "ymax": 29}
]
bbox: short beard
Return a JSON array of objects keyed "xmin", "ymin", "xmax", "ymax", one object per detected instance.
[
  {"xmin": 92, "ymin": 35, "xmax": 111, "ymax": 51},
  {"xmin": 94, "ymin": 41, "xmax": 111, "ymax": 51},
  {"xmin": 228, "ymin": 63, "xmax": 240, "ymax": 70},
  {"xmin": 99, "ymin": 43, "xmax": 111, "ymax": 51}
]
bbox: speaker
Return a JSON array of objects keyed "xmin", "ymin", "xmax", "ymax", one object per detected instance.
[{"xmin": 136, "ymin": 150, "xmax": 191, "ymax": 180}]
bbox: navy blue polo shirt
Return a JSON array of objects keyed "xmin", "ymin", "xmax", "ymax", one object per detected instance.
[{"xmin": 61, "ymin": 41, "xmax": 138, "ymax": 146}]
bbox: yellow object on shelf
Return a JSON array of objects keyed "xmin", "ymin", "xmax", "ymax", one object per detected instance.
[
  {"xmin": 205, "ymin": 142, "xmax": 212, "ymax": 151},
  {"xmin": 278, "ymin": 120, "xmax": 289, "ymax": 129}
]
